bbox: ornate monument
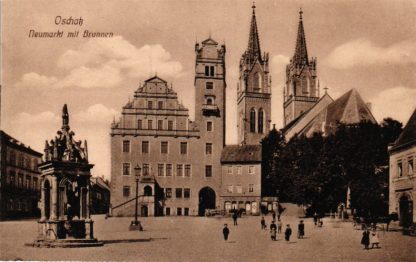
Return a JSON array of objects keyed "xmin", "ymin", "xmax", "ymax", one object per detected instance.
[{"xmin": 30, "ymin": 104, "xmax": 103, "ymax": 247}]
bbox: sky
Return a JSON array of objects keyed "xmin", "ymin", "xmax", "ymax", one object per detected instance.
[{"xmin": 1, "ymin": 0, "xmax": 416, "ymax": 180}]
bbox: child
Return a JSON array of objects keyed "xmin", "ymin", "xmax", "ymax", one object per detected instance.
[{"xmin": 370, "ymin": 230, "xmax": 380, "ymax": 249}]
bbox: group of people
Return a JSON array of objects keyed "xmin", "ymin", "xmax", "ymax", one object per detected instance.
[
  {"xmin": 263, "ymin": 217, "xmax": 305, "ymax": 242},
  {"xmin": 361, "ymin": 228, "xmax": 380, "ymax": 249}
]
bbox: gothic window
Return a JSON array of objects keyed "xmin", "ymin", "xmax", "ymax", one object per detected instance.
[
  {"xmin": 250, "ymin": 108, "xmax": 256, "ymax": 133},
  {"xmin": 258, "ymin": 109, "xmax": 264, "ymax": 133},
  {"xmin": 253, "ymin": 72, "xmax": 259, "ymax": 91},
  {"xmin": 302, "ymin": 77, "xmax": 308, "ymax": 94}
]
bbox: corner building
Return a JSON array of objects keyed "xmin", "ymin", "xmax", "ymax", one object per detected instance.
[{"xmin": 110, "ymin": 39, "xmax": 226, "ymax": 216}]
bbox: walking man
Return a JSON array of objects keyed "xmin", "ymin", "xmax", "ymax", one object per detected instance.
[
  {"xmin": 285, "ymin": 224, "xmax": 292, "ymax": 242},
  {"xmin": 361, "ymin": 229, "xmax": 370, "ymax": 249},
  {"xmin": 277, "ymin": 219, "xmax": 283, "ymax": 234},
  {"xmin": 270, "ymin": 221, "xmax": 277, "ymax": 241},
  {"xmin": 298, "ymin": 220, "xmax": 305, "ymax": 239},
  {"xmin": 261, "ymin": 216, "xmax": 266, "ymax": 230},
  {"xmin": 223, "ymin": 224, "xmax": 230, "ymax": 241},
  {"xmin": 232, "ymin": 212, "xmax": 238, "ymax": 226}
]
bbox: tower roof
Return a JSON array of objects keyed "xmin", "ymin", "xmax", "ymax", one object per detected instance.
[
  {"xmin": 292, "ymin": 9, "xmax": 309, "ymax": 65},
  {"xmin": 246, "ymin": 3, "xmax": 262, "ymax": 65}
]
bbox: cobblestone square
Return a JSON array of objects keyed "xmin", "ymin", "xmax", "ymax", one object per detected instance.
[{"xmin": 1, "ymin": 214, "xmax": 415, "ymax": 261}]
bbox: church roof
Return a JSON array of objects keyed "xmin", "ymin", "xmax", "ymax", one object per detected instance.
[
  {"xmin": 302, "ymin": 89, "xmax": 376, "ymax": 136},
  {"xmin": 390, "ymin": 108, "xmax": 416, "ymax": 152},
  {"xmin": 144, "ymin": 75, "xmax": 167, "ymax": 83},
  {"xmin": 221, "ymin": 144, "xmax": 262, "ymax": 163},
  {"xmin": 292, "ymin": 9, "xmax": 309, "ymax": 66},
  {"xmin": 246, "ymin": 3, "xmax": 262, "ymax": 65},
  {"xmin": 202, "ymin": 37, "xmax": 218, "ymax": 45}
]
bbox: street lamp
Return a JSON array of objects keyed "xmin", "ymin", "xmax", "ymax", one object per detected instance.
[{"xmin": 129, "ymin": 164, "xmax": 143, "ymax": 231}]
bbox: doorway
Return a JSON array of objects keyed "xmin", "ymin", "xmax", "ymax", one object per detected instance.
[{"xmin": 198, "ymin": 187, "xmax": 216, "ymax": 216}]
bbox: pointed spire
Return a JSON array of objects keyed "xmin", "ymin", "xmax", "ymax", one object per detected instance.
[
  {"xmin": 62, "ymin": 104, "xmax": 69, "ymax": 130},
  {"xmin": 293, "ymin": 8, "xmax": 309, "ymax": 66},
  {"xmin": 246, "ymin": 2, "xmax": 262, "ymax": 65}
]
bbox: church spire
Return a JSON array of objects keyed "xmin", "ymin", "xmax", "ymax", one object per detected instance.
[
  {"xmin": 293, "ymin": 8, "xmax": 308, "ymax": 66},
  {"xmin": 246, "ymin": 2, "xmax": 262, "ymax": 65}
]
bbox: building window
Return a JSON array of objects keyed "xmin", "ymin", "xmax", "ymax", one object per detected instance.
[
  {"xmin": 17, "ymin": 174, "xmax": 23, "ymax": 188},
  {"xmin": 166, "ymin": 164, "xmax": 173, "ymax": 176},
  {"xmin": 227, "ymin": 166, "xmax": 232, "ymax": 174},
  {"xmin": 19, "ymin": 156, "xmax": 24, "ymax": 167},
  {"xmin": 210, "ymin": 66, "xmax": 215, "ymax": 76},
  {"xmin": 184, "ymin": 208, "xmax": 189, "ymax": 216},
  {"xmin": 408, "ymin": 158, "xmax": 414, "ymax": 175},
  {"xmin": 123, "ymin": 186, "xmax": 130, "ymax": 197},
  {"xmin": 158, "ymin": 120, "xmax": 163, "ymax": 130},
  {"xmin": 248, "ymin": 166, "xmax": 254, "ymax": 174},
  {"xmin": 184, "ymin": 188, "xmax": 190, "ymax": 198},
  {"xmin": 205, "ymin": 165, "xmax": 212, "ymax": 177},
  {"xmin": 398, "ymin": 162, "xmax": 403, "ymax": 177},
  {"xmin": 9, "ymin": 151, "xmax": 16, "ymax": 165},
  {"xmin": 147, "ymin": 101, "xmax": 153, "ymax": 109},
  {"xmin": 25, "ymin": 176, "xmax": 30, "ymax": 189},
  {"xmin": 158, "ymin": 101, "xmax": 164, "ymax": 109},
  {"xmin": 236, "ymin": 185, "xmax": 242, "ymax": 194},
  {"xmin": 122, "ymin": 163, "xmax": 130, "ymax": 176},
  {"xmin": 168, "ymin": 120, "xmax": 173, "ymax": 131},
  {"xmin": 176, "ymin": 188, "xmax": 182, "ymax": 198},
  {"xmin": 180, "ymin": 142, "xmax": 188, "ymax": 154},
  {"xmin": 137, "ymin": 119, "xmax": 142, "ymax": 129},
  {"xmin": 205, "ymin": 143, "xmax": 212, "ymax": 155},
  {"xmin": 142, "ymin": 141, "xmax": 149, "ymax": 154},
  {"xmin": 206, "ymin": 121, "xmax": 213, "ymax": 132},
  {"xmin": 143, "ymin": 163, "xmax": 149, "ymax": 176},
  {"xmin": 158, "ymin": 164, "xmax": 164, "ymax": 176},
  {"xmin": 206, "ymin": 97, "xmax": 214, "ymax": 105},
  {"xmin": 177, "ymin": 208, "xmax": 182, "ymax": 216},
  {"xmin": 122, "ymin": 140, "xmax": 130, "ymax": 153},
  {"xmin": 177, "ymin": 164, "xmax": 183, "ymax": 177},
  {"xmin": 166, "ymin": 207, "xmax": 171, "ymax": 216},
  {"xmin": 165, "ymin": 188, "xmax": 172, "ymax": 198},
  {"xmin": 227, "ymin": 185, "xmax": 233, "ymax": 193},
  {"xmin": 258, "ymin": 109, "xmax": 264, "ymax": 133},
  {"xmin": 237, "ymin": 166, "xmax": 242, "ymax": 175},
  {"xmin": 33, "ymin": 177, "xmax": 38, "ymax": 190},
  {"xmin": 205, "ymin": 66, "xmax": 209, "ymax": 76},
  {"xmin": 148, "ymin": 120, "xmax": 153, "ymax": 129},
  {"xmin": 249, "ymin": 184, "xmax": 254, "ymax": 192},
  {"xmin": 185, "ymin": 164, "xmax": 191, "ymax": 177},
  {"xmin": 250, "ymin": 108, "xmax": 256, "ymax": 132},
  {"xmin": 206, "ymin": 82, "xmax": 213, "ymax": 89},
  {"xmin": 9, "ymin": 172, "xmax": 15, "ymax": 186},
  {"xmin": 161, "ymin": 141, "xmax": 168, "ymax": 154}
]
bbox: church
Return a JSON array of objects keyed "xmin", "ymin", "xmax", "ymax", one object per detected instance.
[{"xmin": 110, "ymin": 5, "xmax": 376, "ymax": 217}]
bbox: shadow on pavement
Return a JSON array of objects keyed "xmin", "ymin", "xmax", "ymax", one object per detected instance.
[{"xmin": 102, "ymin": 237, "xmax": 168, "ymax": 244}]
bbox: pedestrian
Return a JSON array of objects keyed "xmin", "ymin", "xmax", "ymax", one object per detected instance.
[
  {"xmin": 298, "ymin": 220, "xmax": 305, "ymax": 239},
  {"xmin": 370, "ymin": 230, "xmax": 380, "ymax": 249},
  {"xmin": 223, "ymin": 224, "xmax": 230, "ymax": 241},
  {"xmin": 272, "ymin": 211, "xmax": 276, "ymax": 221},
  {"xmin": 270, "ymin": 221, "xmax": 277, "ymax": 241},
  {"xmin": 261, "ymin": 216, "xmax": 266, "ymax": 230},
  {"xmin": 361, "ymin": 229, "xmax": 370, "ymax": 250},
  {"xmin": 277, "ymin": 219, "xmax": 283, "ymax": 234},
  {"xmin": 285, "ymin": 224, "xmax": 292, "ymax": 242},
  {"xmin": 313, "ymin": 212, "xmax": 318, "ymax": 227},
  {"xmin": 232, "ymin": 211, "xmax": 238, "ymax": 226}
]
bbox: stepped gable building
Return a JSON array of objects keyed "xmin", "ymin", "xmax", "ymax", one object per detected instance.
[
  {"xmin": 282, "ymin": 11, "xmax": 376, "ymax": 141},
  {"xmin": 283, "ymin": 10, "xmax": 319, "ymax": 127},
  {"xmin": 111, "ymin": 37, "xmax": 226, "ymax": 217},
  {"xmin": 389, "ymin": 108, "xmax": 416, "ymax": 227},
  {"xmin": 237, "ymin": 3, "xmax": 271, "ymax": 145},
  {"xmin": 0, "ymin": 130, "xmax": 42, "ymax": 220}
]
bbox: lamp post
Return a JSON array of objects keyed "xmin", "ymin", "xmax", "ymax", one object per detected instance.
[{"xmin": 129, "ymin": 164, "xmax": 143, "ymax": 231}]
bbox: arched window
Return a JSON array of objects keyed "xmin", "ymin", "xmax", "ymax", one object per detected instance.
[
  {"xmin": 144, "ymin": 185, "xmax": 152, "ymax": 196},
  {"xmin": 253, "ymin": 72, "xmax": 261, "ymax": 91},
  {"xmin": 206, "ymin": 98, "xmax": 213, "ymax": 105},
  {"xmin": 258, "ymin": 109, "xmax": 264, "ymax": 133},
  {"xmin": 250, "ymin": 108, "xmax": 256, "ymax": 133}
]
